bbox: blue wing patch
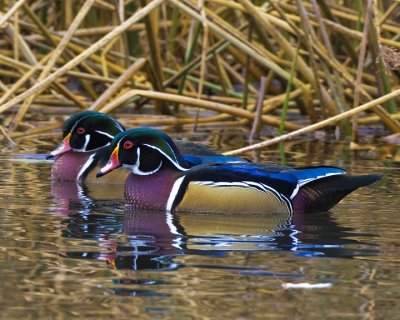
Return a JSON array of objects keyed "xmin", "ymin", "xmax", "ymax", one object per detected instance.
[
  {"xmin": 290, "ymin": 166, "xmax": 346, "ymax": 186},
  {"xmin": 183, "ymin": 155, "xmax": 248, "ymax": 167}
]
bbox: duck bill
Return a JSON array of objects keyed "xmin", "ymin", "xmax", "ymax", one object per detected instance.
[
  {"xmin": 97, "ymin": 146, "xmax": 121, "ymax": 177},
  {"xmin": 48, "ymin": 133, "xmax": 72, "ymax": 158}
]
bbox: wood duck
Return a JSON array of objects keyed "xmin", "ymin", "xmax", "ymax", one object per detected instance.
[
  {"xmin": 49, "ymin": 111, "xmax": 245, "ymax": 183},
  {"xmin": 97, "ymin": 128, "xmax": 382, "ymax": 214},
  {"xmin": 48, "ymin": 111, "xmax": 127, "ymax": 183}
]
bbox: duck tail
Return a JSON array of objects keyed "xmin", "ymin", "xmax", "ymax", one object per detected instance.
[{"xmin": 292, "ymin": 174, "xmax": 382, "ymax": 214}]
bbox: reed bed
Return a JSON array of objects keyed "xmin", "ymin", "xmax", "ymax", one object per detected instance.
[{"xmin": 0, "ymin": 0, "xmax": 399, "ymax": 153}]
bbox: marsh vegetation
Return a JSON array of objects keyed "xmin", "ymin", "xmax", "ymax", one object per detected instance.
[{"xmin": 0, "ymin": 1, "xmax": 399, "ymax": 150}]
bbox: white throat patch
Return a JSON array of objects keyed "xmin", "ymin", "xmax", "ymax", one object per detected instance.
[
  {"xmin": 77, "ymin": 153, "xmax": 96, "ymax": 181},
  {"xmin": 128, "ymin": 147, "xmax": 163, "ymax": 176}
]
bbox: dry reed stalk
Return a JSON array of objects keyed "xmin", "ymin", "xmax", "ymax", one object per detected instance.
[
  {"xmin": 0, "ymin": 0, "xmax": 399, "ymax": 143},
  {"xmin": 211, "ymin": 50, "xmax": 232, "ymax": 95},
  {"xmin": 294, "ymin": 0, "xmax": 325, "ymax": 119},
  {"xmin": 261, "ymin": 88, "xmax": 304, "ymax": 114},
  {"xmin": 0, "ymin": 80, "xmax": 9, "ymax": 93},
  {"xmin": 22, "ymin": 2, "xmax": 102, "ymax": 95},
  {"xmin": 322, "ymin": 18, "xmax": 400, "ymax": 50},
  {"xmin": 56, "ymin": 23, "xmax": 149, "ymax": 36},
  {"xmin": 1, "ymin": 22, "xmax": 83, "ymax": 112},
  {"xmin": 358, "ymin": 114, "xmax": 400, "ymax": 125},
  {"xmin": 301, "ymin": 32, "xmax": 400, "ymax": 133},
  {"xmin": 90, "ymin": 58, "xmax": 146, "ymax": 111},
  {"xmin": 0, "ymin": 0, "xmax": 27, "ymax": 28},
  {"xmin": 219, "ymin": 59, "xmax": 258, "ymax": 95},
  {"xmin": 0, "ymin": 125, "xmax": 15, "ymax": 145},
  {"xmin": 100, "ymin": 37, "xmax": 119, "ymax": 79},
  {"xmin": 2, "ymin": 16, "xmax": 35, "ymax": 64},
  {"xmin": 8, "ymin": 0, "xmax": 96, "ymax": 132},
  {"xmin": 240, "ymin": 0, "xmax": 322, "ymax": 119},
  {"xmin": 249, "ymin": 76, "xmax": 266, "ymax": 143},
  {"xmin": 163, "ymin": 36, "xmax": 231, "ymax": 87},
  {"xmin": 192, "ymin": 0, "xmax": 209, "ymax": 129},
  {"xmin": 125, "ymin": 113, "xmax": 232, "ymax": 126},
  {"xmin": 0, "ymin": 54, "xmax": 47, "ymax": 105},
  {"xmin": 352, "ymin": 0, "xmax": 373, "ymax": 140},
  {"xmin": 141, "ymin": 0, "xmax": 168, "ymax": 114},
  {"xmin": 0, "ymin": 0, "xmax": 165, "ymax": 115},
  {"xmin": 10, "ymin": 122, "xmax": 61, "ymax": 139},
  {"xmin": 224, "ymin": 87, "xmax": 400, "ymax": 156},
  {"xmin": 169, "ymin": 0, "xmax": 307, "ymax": 90},
  {"xmin": 99, "ymin": 89, "xmax": 301, "ymax": 131},
  {"xmin": 311, "ymin": 0, "xmax": 346, "ymax": 113},
  {"xmin": 378, "ymin": 2, "xmax": 399, "ymax": 26}
]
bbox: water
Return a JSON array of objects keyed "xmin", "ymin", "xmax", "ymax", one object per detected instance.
[{"xmin": 1, "ymin": 135, "xmax": 400, "ymax": 319}]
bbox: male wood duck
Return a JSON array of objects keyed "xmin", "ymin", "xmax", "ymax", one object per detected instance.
[
  {"xmin": 49, "ymin": 111, "xmax": 245, "ymax": 183},
  {"xmin": 97, "ymin": 128, "xmax": 382, "ymax": 214},
  {"xmin": 48, "ymin": 111, "xmax": 127, "ymax": 183}
]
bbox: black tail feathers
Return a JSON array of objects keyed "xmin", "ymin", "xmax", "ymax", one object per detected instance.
[{"xmin": 292, "ymin": 174, "xmax": 382, "ymax": 214}]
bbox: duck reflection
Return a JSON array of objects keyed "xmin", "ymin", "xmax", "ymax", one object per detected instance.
[
  {"xmin": 51, "ymin": 180, "xmax": 378, "ymax": 269},
  {"xmin": 50, "ymin": 181, "xmax": 378, "ymax": 296}
]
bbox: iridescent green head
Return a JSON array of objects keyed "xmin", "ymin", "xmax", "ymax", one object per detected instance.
[
  {"xmin": 50, "ymin": 111, "xmax": 124, "ymax": 157},
  {"xmin": 97, "ymin": 128, "xmax": 189, "ymax": 177}
]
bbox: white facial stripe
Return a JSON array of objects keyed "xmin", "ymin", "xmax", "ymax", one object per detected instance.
[
  {"xmin": 142, "ymin": 143, "xmax": 188, "ymax": 171},
  {"xmin": 69, "ymin": 114, "xmax": 121, "ymax": 143},
  {"xmin": 69, "ymin": 114, "xmax": 93, "ymax": 134},
  {"xmin": 112, "ymin": 120, "xmax": 124, "ymax": 132},
  {"xmin": 72, "ymin": 134, "xmax": 90, "ymax": 152},
  {"xmin": 77, "ymin": 153, "xmax": 96, "ymax": 181},
  {"xmin": 95, "ymin": 130, "xmax": 114, "ymax": 139},
  {"xmin": 84, "ymin": 134, "xmax": 90, "ymax": 150},
  {"xmin": 115, "ymin": 136, "xmax": 125, "ymax": 149},
  {"xmin": 166, "ymin": 176, "xmax": 185, "ymax": 211},
  {"xmin": 129, "ymin": 147, "xmax": 163, "ymax": 176}
]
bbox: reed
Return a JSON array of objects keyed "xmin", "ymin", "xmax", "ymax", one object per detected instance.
[{"xmin": 0, "ymin": 0, "xmax": 398, "ymax": 149}]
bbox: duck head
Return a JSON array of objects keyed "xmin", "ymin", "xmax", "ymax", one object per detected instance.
[
  {"xmin": 97, "ymin": 128, "xmax": 189, "ymax": 177},
  {"xmin": 49, "ymin": 111, "xmax": 124, "ymax": 158}
]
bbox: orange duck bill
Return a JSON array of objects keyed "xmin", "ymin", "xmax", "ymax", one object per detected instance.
[
  {"xmin": 47, "ymin": 133, "xmax": 72, "ymax": 159},
  {"xmin": 97, "ymin": 146, "xmax": 121, "ymax": 177}
]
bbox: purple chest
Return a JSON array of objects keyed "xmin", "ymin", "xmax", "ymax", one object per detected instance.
[
  {"xmin": 124, "ymin": 168, "xmax": 177, "ymax": 210},
  {"xmin": 51, "ymin": 152, "xmax": 93, "ymax": 181}
]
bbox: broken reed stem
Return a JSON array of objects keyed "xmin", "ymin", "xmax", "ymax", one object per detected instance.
[
  {"xmin": 98, "ymin": 89, "xmax": 302, "ymax": 131},
  {"xmin": 223, "ymin": 87, "xmax": 400, "ymax": 156}
]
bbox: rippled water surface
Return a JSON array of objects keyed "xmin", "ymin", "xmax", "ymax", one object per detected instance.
[{"xmin": 1, "ymin": 134, "xmax": 400, "ymax": 319}]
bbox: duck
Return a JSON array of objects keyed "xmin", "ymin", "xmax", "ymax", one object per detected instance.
[
  {"xmin": 48, "ymin": 111, "xmax": 245, "ymax": 183},
  {"xmin": 97, "ymin": 128, "xmax": 382, "ymax": 214}
]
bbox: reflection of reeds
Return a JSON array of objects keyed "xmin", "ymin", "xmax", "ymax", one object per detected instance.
[{"xmin": 0, "ymin": 1, "xmax": 399, "ymax": 151}]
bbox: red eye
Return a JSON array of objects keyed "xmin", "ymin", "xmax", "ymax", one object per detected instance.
[
  {"xmin": 123, "ymin": 140, "xmax": 134, "ymax": 149},
  {"xmin": 76, "ymin": 127, "xmax": 86, "ymax": 135}
]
